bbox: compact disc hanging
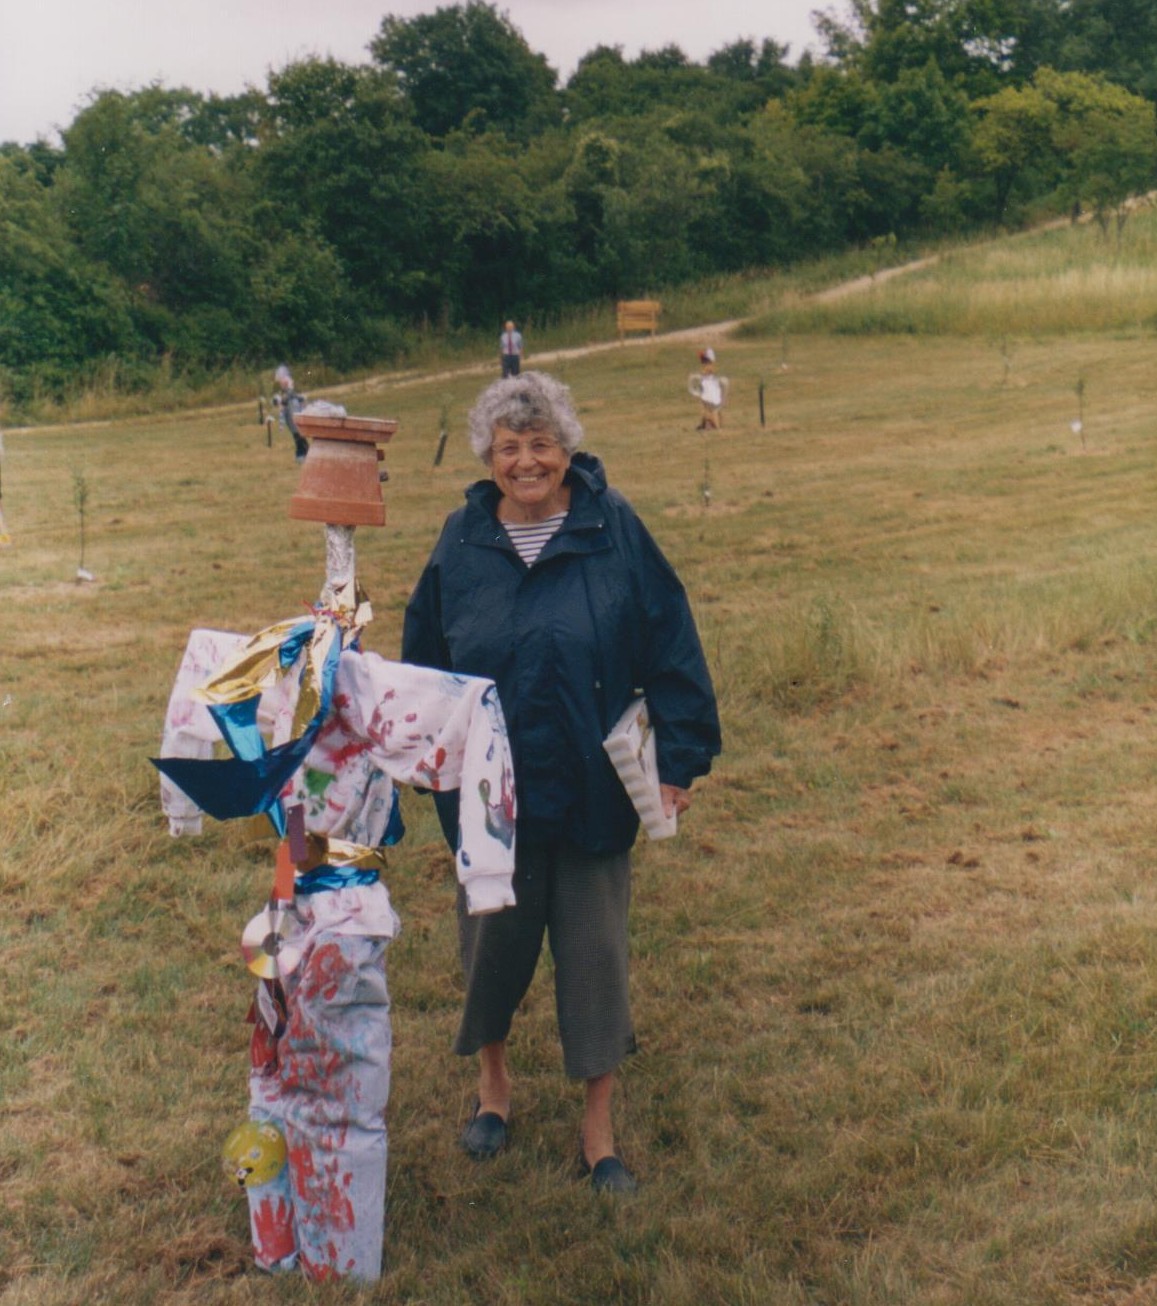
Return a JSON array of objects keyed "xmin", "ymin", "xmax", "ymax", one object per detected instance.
[{"xmin": 241, "ymin": 904, "xmax": 304, "ymax": 979}]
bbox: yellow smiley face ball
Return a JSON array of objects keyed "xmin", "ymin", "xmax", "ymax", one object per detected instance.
[{"xmin": 222, "ymin": 1121, "xmax": 287, "ymax": 1189}]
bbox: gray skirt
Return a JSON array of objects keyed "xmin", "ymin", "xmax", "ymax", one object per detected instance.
[{"xmin": 453, "ymin": 836, "xmax": 637, "ymax": 1081}]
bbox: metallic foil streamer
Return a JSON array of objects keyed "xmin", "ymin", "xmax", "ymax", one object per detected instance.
[{"xmin": 190, "ymin": 619, "xmax": 311, "ymax": 707}]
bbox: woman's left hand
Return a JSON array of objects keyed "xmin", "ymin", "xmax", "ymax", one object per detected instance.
[{"xmin": 660, "ymin": 784, "xmax": 692, "ymax": 819}]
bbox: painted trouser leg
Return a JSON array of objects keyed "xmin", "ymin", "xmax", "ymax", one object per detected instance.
[
  {"xmin": 246, "ymin": 977, "xmax": 297, "ymax": 1274},
  {"xmin": 244, "ymin": 1149, "xmax": 297, "ymax": 1273},
  {"xmin": 248, "ymin": 931, "xmax": 392, "ymax": 1282}
]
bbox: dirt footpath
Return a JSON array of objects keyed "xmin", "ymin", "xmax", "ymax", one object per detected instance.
[{"xmin": 342, "ymin": 316, "xmax": 746, "ymax": 397}]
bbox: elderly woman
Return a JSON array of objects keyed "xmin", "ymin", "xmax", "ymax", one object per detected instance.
[{"xmin": 402, "ymin": 371, "xmax": 720, "ymax": 1193}]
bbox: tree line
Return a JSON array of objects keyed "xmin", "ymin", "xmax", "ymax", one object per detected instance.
[{"xmin": 1, "ymin": 0, "xmax": 1154, "ymax": 410}]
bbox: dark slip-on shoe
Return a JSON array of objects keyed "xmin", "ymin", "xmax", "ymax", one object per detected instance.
[
  {"xmin": 580, "ymin": 1154, "xmax": 638, "ymax": 1195},
  {"xmin": 460, "ymin": 1098, "xmax": 509, "ymax": 1159}
]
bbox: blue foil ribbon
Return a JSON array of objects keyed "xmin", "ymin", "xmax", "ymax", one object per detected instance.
[
  {"xmin": 151, "ymin": 618, "xmax": 341, "ymax": 838},
  {"xmin": 294, "ymin": 865, "xmax": 381, "ymax": 895}
]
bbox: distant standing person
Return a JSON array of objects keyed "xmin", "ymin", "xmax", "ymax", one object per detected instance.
[{"xmin": 499, "ymin": 320, "xmax": 524, "ymax": 378}]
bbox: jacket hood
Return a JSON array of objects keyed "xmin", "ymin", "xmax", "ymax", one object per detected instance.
[{"xmin": 567, "ymin": 450, "xmax": 607, "ymax": 495}]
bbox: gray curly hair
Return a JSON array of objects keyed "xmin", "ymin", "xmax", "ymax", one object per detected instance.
[{"xmin": 467, "ymin": 371, "xmax": 584, "ymax": 462}]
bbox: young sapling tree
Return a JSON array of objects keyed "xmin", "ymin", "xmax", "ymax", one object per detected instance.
[
  {"xmin": 73, "ymin": 467, "xmax": 94, "ymax": 581},
  {"xmin": 1072, "ymin": 375, "xmax": 1087, "ymax": 449}
]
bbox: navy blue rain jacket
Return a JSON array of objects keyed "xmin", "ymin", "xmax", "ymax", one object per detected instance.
[{"xmin": 401, "ymin": 451, "xmax": 722, "ymax": 853}]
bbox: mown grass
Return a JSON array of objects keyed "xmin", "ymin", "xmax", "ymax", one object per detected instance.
[{"xmin": 5, "ymin": 218, "xmax": 1157, "ymax": 1303}]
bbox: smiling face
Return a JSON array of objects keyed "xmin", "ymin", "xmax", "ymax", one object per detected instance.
[{"xmin": 489, "ymin": 425, "xmax": 571, "ymax": 523}]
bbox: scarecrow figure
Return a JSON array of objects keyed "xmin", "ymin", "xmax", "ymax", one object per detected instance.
[
  {"xmin": 688, "ymin": 347, "xmax": 729, "ymax": 430},
  {"xmin": 155, "ymin": 417, "xmax": 516, "ymax": 1283},
  {"xmin": 273, "ymin": 364, "xmax": 309, "ymax": 461}
]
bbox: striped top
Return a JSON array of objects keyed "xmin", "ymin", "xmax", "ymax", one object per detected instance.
[{"xmin": 503, "ymin": 512, "xmax": 567, "ymax": 566}]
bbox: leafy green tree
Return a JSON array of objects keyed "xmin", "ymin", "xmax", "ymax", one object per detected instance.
[
  {"xmin": 873, "ymin": 59, "xmax": 972, "ymax": 173},
  {"xmin": 565, "ymin": 130, "xmax": 623, "ymax": 267},
  {"xmin": 181, "ymin": 90, "xmax": 266, "ymax": 151},
  {"xmin": 249, "ymin": 228, "xmax": 354, "ymax": 361},
  {"xmin": 610, "ymin": 134, "xmax": 724, "ymax": 290},
  {"xmin": 956, "ymin": 0, "xmax": 1065, "ymax": 84},
  {"xmin": 565, "ymin": 42, "xmax": 783, "ymax": 126},
  {"xmin": 257, "ymin": 59, "xmax": 430, "ymax": 322},
  {"xmin": 723, "ymin": 102, "xmax": 861, "ymax": 260},
  {"xmin": 706, "ymin": 37, "xmax": 798, "ymax": 101},
  {"xmin": 788, "ymin": 64, "xmax": 882, "ymax": 141},
  {"xmin": 1037, "ymin": 0, "xmax": 1157, "ymax": 99},
  {"xmin": 815, "ymin": 0, "xmax": 975, "ymax": 84},
  {"xmin": 971, "ymin": 69, "xmax": 1156, "ymax": 227},
  {"xmin": 633, "ymin": 44, "xmax": 691, "ymax": 73},
  {"xmin": 815, "ymin": 0, "xmax": 1061, "ymax": 91},
  {"xmin": 410, "ymin": 131, "xmax": 539, "ymax": 324},
  {"xmin": 563, "ymin": 46, "xmax": 626, "ymax": 119},
  {"xmin": 1035, "ymin": 68, "xmax": 1157, "ymax": 235},
  {"xmin": 971, "ymin": 79, "xmax": 1058, "ymax": 218},
  {"xmin": 790, "ymin": 58, "xmax": 972, "ymax": 232},
  {"xmin": 499, "ymin": 128, "xmax": 598, "ymax": 310},
  {"xmin": 56, "ymin": 91, "xmax": 159, "ymax": 285},
  {"xmin": 0, "ymin": 138, "xmax": 64, "ymax": 186},
  {"xmin": 919, "ymin": 165, "xmax": 980, "ymax": 231},
  {"xmin": 507, "ymin": 118, "xmax": 732, "ymax": 300},
  {"xmin": 562, "ymin": 46, "xmax": 676, "ymax": 123},
  {"xmin": 369, "ymin": 2, "xmax": 560, "ymax": 139},
  {"xmin": 0, "ymin": 154, "xmax": 139, "ymax": 403},
  {"xmin": 817, "ymin": 0, "xmax": 1157, "ymax": 97},
  {"xmin": 56, "ymin": 88, "xmax": 257, "ymax": 328}
]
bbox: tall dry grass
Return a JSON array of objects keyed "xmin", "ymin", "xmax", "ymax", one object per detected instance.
[
  {"xmin": 5, "ymin": 224, "xmax": 1157, "ymax": 1303},
  {"xmin": 744, "ymin": 205, "xmax": 1157, "ymax": 340}
]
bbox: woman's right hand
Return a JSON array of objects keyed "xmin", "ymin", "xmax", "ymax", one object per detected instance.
[{"xmin": 660, "ymin": 783, "xmax": 692, "ymax": 819}]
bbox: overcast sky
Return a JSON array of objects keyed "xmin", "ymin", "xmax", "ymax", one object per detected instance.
[{"xmin": 0, "ymin": 0, "xmax": 832, "ymax": 147}]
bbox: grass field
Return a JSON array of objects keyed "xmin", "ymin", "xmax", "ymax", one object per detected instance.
[{"xmin": 6, "ymin": 219, "xmax": 1157, "ymax": 1304}]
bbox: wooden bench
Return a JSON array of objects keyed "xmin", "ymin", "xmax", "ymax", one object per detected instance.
[{"xmin": 616, "ymin": 299, "xmax": 661, "ymax": 341}]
